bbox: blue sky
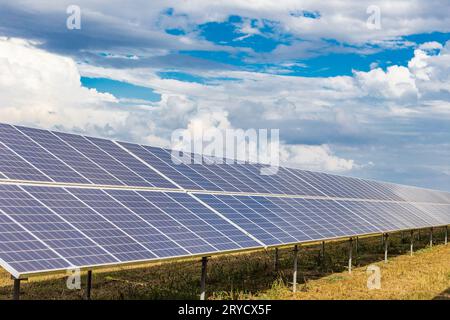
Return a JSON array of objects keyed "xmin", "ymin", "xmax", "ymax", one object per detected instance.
[{"xmin": 0, "ymin": 1, "xmax": 449, "ymax": 190}]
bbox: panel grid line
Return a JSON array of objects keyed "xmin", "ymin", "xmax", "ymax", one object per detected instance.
[
  {"xmin": 18, "ymin": 186, "xmax": 121, "ymax": 264},
  {"xmin": 0, "ymin": 207, "xmax": 74, "ymax": 268}
]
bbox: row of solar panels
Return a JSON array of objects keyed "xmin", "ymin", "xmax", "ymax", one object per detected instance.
[
  {"xmin": 0, "ymin": 123, "xmax": 450, "ymax": 204},
  {"xmin": 1, "ymin": 182, "xmax": 449, "ymax": 278}
]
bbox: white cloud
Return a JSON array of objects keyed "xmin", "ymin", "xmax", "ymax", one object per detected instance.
[
  {"xmin": 418, "ymin": 41, "xmax": 443, "ymax": 51},
  {"xmin": 280, "ymin": 144, "xmax": 354, "ymax": 172},
  {"xmin": 3, "ymin": 36, "xmax": 450, "ymax": 178},
  {"xmin": 3, "ymin": 0, "xmax": 450, "ymax": 54},
  {"xmin": 0, "ymin": 37, "xmax": 121, "ymax": 131},
  {"xmin": 0, "ymin": 37, "xmax": 354, "ymax": 172},
  {"xmin": 76, "ymin": 39, "xmax": 450, "ymax": 175},
  {"xmin": 354, "ymin": 65, "xmax": 418, "ymax": 100}
]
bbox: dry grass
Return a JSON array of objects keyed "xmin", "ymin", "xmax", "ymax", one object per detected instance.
[
  {"xmin": 0, "ymin": 228, "xmax": 449, "ymax": 300},
  {"xmin": 258, "ymin": 244, "xmax": 450, "ymax": 300}
]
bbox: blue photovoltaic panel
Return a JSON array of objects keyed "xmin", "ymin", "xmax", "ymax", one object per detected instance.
[
  {"xmin": 229, "ymin": 196, "xmax": 312, "ymax": 242},
  {"xmin": 142, "ymin": 147, "xmax": 228, "ymax": 191},
  {"xmin": 267, "ymin": 197, "xmax": 379, "ymax": 237},
  {"xmin": 0, "ymin": 121, "xmax": 449, "ymax": 278},
  {"xmin": 194, "ymin": 193, "xmax": 289, "ymax": 246},
  {"xmin": 164, "ymin": 192, "xmax": 261, "ymax": 248},
  {"xmin": 16, "ymin": 126, "xmax": 123, "ymax": 186},
  {"xmin": 368, "ymin": 202, "xmax": 428, "ymax": 229},
  {"xmin": 272, "ymin": 167, "xmax": 325, "ymax": 196},
  {"xmin": 362, "ymin": 180, "xmax": 408, "ymax": 201},
  {"xmin": 23, "ymin": 186, "xmax": 158, "ymax": 262},
  {"xmin": 85, "ymin": 137, "xmax": 177, "ymax": 189},
  {"xmin": 0, "ymin": 142, "xmax": 51, "ymax": 182},
  {"xmin": 0, "ymin": 184, "xmax": 118, "ymax": 267},
  {"xmin": 198, "ymin": 155, "xmax": 323, "ymax": 196},
  {"xmin": 194, "ymin": 194, "xmax": 380, "ymax": 245},
  {"xmin": 384, "ymin": 183, "xmax": 448, "ymax": 204},
  {"xmin": 106, "ymin": 190, "xmax": 217, "ymax": 254},
  {"xmin": 107, "ymin": 190, "xmax": 256, "ymax": 252},
  {"xmin": 289, "ymin": 169, "xmax": 403, "ymax": 201},
  {"xmin": 0, "ymin": 124, "xmax": 88, "ymax": 184},
  {"xmin": 0, "ymin": 210, "xmax": 71, "ymax": 274},
  {"xmin": 119, "ymin": 142, "xmax": 325, "ymax": 196},
  {"xmin": 119, "ymin": 143, "xmax": 209, "ymax": 190},
  {"xmin": 0, "ymin": 183, "xmax": 263, "ymax": 276},
  {"xmin": 338, "ymin": 201, "xmax": 409, "ymax": 231},
  {"xmin": 53, "ymin": 132, "xmax": 152, "ymax": 187},
  {"xmin": 398, "ymin": 202, "xmax": 445, "ymax": 227},
  {"xmin": 412, "ymin": 203, "xmax": 450, "ymax": 225},
  {"xmin": 66, "ymin": 188, "xmax": 189, "ymax": 258}
]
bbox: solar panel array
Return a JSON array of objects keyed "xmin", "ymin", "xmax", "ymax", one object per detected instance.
[{"xmin": 0, "ymin": 122, "xmax": 448, "ymax": 278}]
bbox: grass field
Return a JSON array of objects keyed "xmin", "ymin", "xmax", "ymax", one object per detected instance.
[{"xmin": 0, "ymin": 228, "xmax": 449, "ymax": 300}]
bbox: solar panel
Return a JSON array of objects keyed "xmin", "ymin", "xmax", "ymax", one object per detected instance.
[
  {"xmin": 410, "ymin": 203, "xmax": 450, "ymax": 225},
  {"xmin": 107, "ymin": 190, "xmax": 257, "ymax": 252},
  {"xmin": 397, "ymin": 202, "xmax": 444, "ymax": 227},
  {"xmin": 384, "ymin": 183, "xmax": 449, "ymax": 204},
  {"xmin": 0, "ymin": 122, "xmax": 448, "ymax": 280},
  {"xmin": 0, "ymin": 184, "xmax": 118, "ymax": 267},
  {"xmin": 194, "ymin": 193, "xmax": 381, "ymax": 245},
  {"xmin": 67, "ymin": 187, "xmax": 200, "ymax": 258},
  {"xmin": 118, "ymin": 142, "xmax": 325, "ymax": 196},
  {"xmin": 437, "ymin": 191, "xmax": 450, "ymax": 203},
  {"xmin": 0, "ymin": 124, "xmax": 89, "ymax": 184},
  {"xmin": 15, "ymin": 126, "xmax": 124, "ymax": 186},
  {"xmin": 0, "ymin": 184, "xmax": 262, "ymax": 277},
  {"xmin": 289, "ymin": 169, "xmax": 404, "ymax": 201},
  {"xmin": 10, "ymin": 125, "xmax": 178, "ymax": 189},
  {"xmin": 0, "ymin": 209, "xmax": 72, "ymax": 274},
  {"xmin": 337, "ymin": 200, "xmax": 410, "ymax": 231},
  {"xmin": 23, "ymin": 185, "xmax": 159, "ymax": 262},
  {"xmin": 0, "ymin": 142, "xmax": 51, "ymax": 182},
  {"xmin": 85, "ymin": 137, "xmax": 176, "ymax": 189},
  {"xmin": 196, "ymin": 193, "xmax": 295, "ymax": 246},
  {"xmin": 53, "ymin": 132, "xmax": 154, "ymax": 187},
  {"xmin": 119, "ymin": 143, "xmax": 210, "ymax": 190}
]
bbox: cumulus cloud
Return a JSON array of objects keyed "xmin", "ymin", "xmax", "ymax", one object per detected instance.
[
  {"xmin": 280, "ymin": 144, "xmax": 354, "ymax": 172},
  {"xmin": 2, "ymin": 36, "xmax": 450, "ymax": 184},
  {"xmin": 0, "ymin": 37, "xmax": 121, "ymax": 130},
  {"xmin": 82, "ymin": 39, "xmax": 450, "ymax": 182},
  {"xmin": 1, "ymin": 0, "xmax": 450, "ymax": 65},
  {"xmin": 0, "ymin": 37, "xmax": 353, "ymax": 172},
  {"xmin": 354, "ymin": 65, "xmax": 418, "ymax": 100}
]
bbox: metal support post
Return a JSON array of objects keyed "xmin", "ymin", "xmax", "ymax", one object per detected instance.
[
  {"xmin": 200, "ymin": 257, "xmax": 208, "ymax": 300},
  {"xmin": 430, "ymin": 228, "xmax": 433, "ymax": 248},
  {"xmin": 321, "ymin": 241, "xmax": 325, "ymax": 258},
  {"xmin": 410, "ymin": 230, "xmax": 414, "ymax": 256},
  {"xmin": 13, "ymin": 278, "xmax": 20, "ymax": 300},
  {"xmin": 348, "ymin": 238, "xmax": 353, "ymax": 274},
  {"xmin": 445, "ymin": 226, "xmax": 448, "ymax": 245},
  {"xmin": 292, "ymin": 245, "xmax": 298, "ymax": 293},
  {"xmin": 384, "ymin": 233, "xmax": 389, "ymax": 263},
  {"xmin": 85, "ymin": 270, "xmax": 92, "ymax": 300},
  {"xmin": 274, "ymin": 248, "xmax": 279, "ymax": 272}
]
